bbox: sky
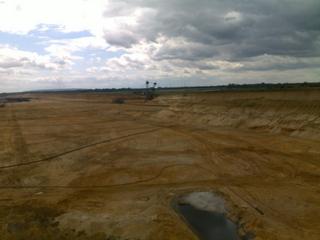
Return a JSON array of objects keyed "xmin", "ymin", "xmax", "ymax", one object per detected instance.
[{"xmin": 0, "ymin": 0, "xmax": 319, "ymax": 92}]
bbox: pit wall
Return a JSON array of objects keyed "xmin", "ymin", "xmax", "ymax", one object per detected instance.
[{"xmin": 152, "ymin": 89, "xmax": 320, "ymax": 140}]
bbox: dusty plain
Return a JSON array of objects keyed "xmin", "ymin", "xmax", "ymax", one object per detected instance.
[{"xmin": 0, "ymin": 89, "xmax": 319, "ymax": 240}]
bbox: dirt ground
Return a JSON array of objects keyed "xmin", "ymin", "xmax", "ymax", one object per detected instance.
[{"xmin": 0, "ymin": 89, "xmax": 319, "ymax": 240}]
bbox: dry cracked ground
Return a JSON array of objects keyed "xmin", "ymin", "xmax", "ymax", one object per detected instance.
[{"xmin": 0, "ymin": 89, "xmax": 319, "ymax": 240}]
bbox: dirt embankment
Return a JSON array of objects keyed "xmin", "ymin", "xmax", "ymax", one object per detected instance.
[{"xmin": 152, "ymin": 89, "xmax": 320, "ymax": 140}]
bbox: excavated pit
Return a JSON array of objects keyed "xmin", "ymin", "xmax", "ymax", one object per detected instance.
[{"xmin": 0, "ymin": 90, "xmax": 319, "ymax": 240}]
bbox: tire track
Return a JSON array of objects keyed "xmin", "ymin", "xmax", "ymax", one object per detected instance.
[
  {"xmin": 158, "ymin": 126, "xmax": 268, "ymax": 216},
  {"xmin": 0, "ymin": 163, "xmax": 208, "ymax": 189},
  {"xmin": 131, "ymin": 117, "xmax": 268, "ymax": 217},
  {"xmin": 0, "ymin": 127, "xmax": 161, "ymax": 170},
  {"xmin": 8, "ymin": 105, "xmax": 30, "ymax": 164}
]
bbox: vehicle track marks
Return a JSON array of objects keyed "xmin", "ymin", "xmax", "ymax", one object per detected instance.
[
  {"xmin": 0, "ymin": 127, "xmax": 161, "ymax": 170},
  {"xmin": 8, "ymin": 106, "xmax": 30, "ymax": 164},
  {"xmin": 0, "ymin": 163, "xmax": 209, "ymax": 189}
]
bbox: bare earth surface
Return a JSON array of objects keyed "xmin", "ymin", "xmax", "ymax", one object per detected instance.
[{"xmin": 0, "ymin": 89, "xmax": 319, "ymax": 240}]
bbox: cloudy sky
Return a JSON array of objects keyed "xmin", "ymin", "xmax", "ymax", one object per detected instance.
[{"xmin": 0, "ymin": 0, "xmax": 319, "ymax": 92}]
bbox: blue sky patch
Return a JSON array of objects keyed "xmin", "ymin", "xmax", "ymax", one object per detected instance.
[
  {"xmin": 0, "ymin": 31, "xmax": 47, "ymax": 54},
  {"xmin": 0, "ymin": 24, "xmax": 93, "ymax": 54},
  {"xmin": 30, "ymin": 24, "xmax": 93, "ymax": 40}
]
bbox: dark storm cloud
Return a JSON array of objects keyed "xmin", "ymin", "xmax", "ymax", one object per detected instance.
[
  {"xmin": 152, "ymin": 41, "xmax": 219, "ymax": 61},
  {"xmin": 104, "ymin": 0, "xmax": 320, "ymax": 63},
  {"xmin": 232, "ymin": 55, "xmax": 320, "ymax": 72},
  {"xmin": 104, "ymin": 30, "xmax": 140, "ymax": 48}
]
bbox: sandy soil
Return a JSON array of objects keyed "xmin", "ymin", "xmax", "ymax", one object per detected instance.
[{"xmin": 0, "ymin": 89, "xmax": 319, "ymax": 240}]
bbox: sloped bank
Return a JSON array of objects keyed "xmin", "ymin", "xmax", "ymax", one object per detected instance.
[{"xmin": 152, "ymin": 89, "xmax": 320, "ymax": 140}]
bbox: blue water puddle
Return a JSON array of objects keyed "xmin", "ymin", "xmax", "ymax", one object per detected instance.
[{"xmin": 174, "ymin": 192, "xmax": 251, "ymax": 240}]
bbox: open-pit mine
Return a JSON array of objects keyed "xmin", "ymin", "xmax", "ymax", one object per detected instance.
[{"xmin": 0, "ymin": 89, "xmax": 319, "ymax": 240}]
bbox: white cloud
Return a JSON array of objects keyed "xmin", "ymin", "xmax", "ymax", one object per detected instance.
[
  {"xmin": 0, "ymin": 44, "xmax": 65, "ymax": 71},
  {"xmin": 0, "ymin": 0, "xmax": 108, "ymax": 35},
  {"xmin": 224, "ymin": 11, "xmax": 243, "ymax": 23},
  {"xmin": 44, "ymin": 36, "xmax": 109, "ymax": 59}
]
